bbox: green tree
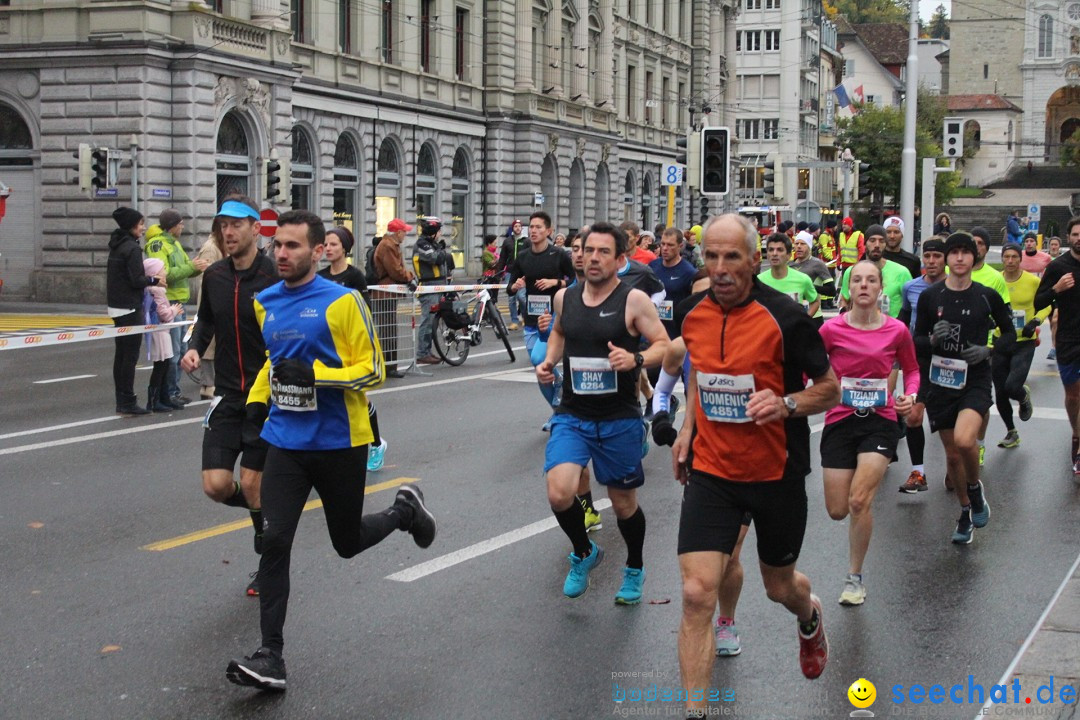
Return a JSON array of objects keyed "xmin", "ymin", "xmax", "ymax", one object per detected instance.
[
  {"xmin": 837, "ymin": 103, "xmax": 960, "ymax": 208},
  {"xmin": 928, "ymin": 4, "xmax": 950, "ymax": 39},
  {"xmin": 826, "ymin": 0, "xmax": 907, "ymax": 24},
  {"xmin": 1062, "ymin": 129, "xmax": 1080, "ymax": 169}
]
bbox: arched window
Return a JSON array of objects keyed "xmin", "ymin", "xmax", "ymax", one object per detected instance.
[
  {"xmin": 0, "ymin": 103, "xmax": 33, "ymax": 166},
  {"xmin": 415, "ymin": 143, "xmax": 439, "ymax": 219},
  {"xmin": 215, "ymin": 111, "xmax": 251, "ymax": 204},
  {"xmin": 1038, "ymin": 15, "xmax": 1054, "ymax": 58},
  {"xmin": 623, "ymin": 170, "xmax": 635, "ymax": 222},
  {"xmin": 595, "ymin": 163, "xmax": 610, "ymax": 220},
  {"xmin": 375, "ymin": 138, "xmax": 402, "ymax": 235},
  {"xmin": 964, "ymin": 120, "xmax": 982, "ymax": 153},
  {"xmin": 569, "ymin": 159, "xmax": 585, "ymax": 231},
  {"xmin": 333, "ymin": 134, "xmax": 360, "ymax": 241},
  {"xmin": 451, "ymin": 147, "xmax": 471, "ymax": 258},
  {"xmin": 290, "ymin": 126, "xmax": 315, "ymax": 210},
  {"xmin": 641, "ymin": 173, "xmax": 654, "ymax": 228}
]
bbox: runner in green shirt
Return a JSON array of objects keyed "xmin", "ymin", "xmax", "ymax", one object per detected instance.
[
  {"xmin": 759, "ymin": 233, "xmax": 820, "ymax": 323},
  {"xmin": 839, "ymin": 224, "xmax": 912, "ymax": 318}
]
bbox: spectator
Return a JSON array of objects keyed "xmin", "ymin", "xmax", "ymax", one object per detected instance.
[
  {"xmin": 621, "ymin": 221, "xmax": 657, "ymax": 264},
  {"xmin": 683, "ymin": 224, "xmax": 704, "ymax": 268},
  {"xmin": 1007, "ymin": 209, "xmax": 1025, "ymax": 245},
  {"xmin": 141, "ymin": 257, "xmax": 184, "ymax": 412},
  {"xmin": 373, "ymin": 218, "xmax": 415, "ymax": 378},
  {"xmin": 106, "ymin": 206, "xmax": 158, "ymax": 416},
  {"xmin": 495, "ymin": 219, "xmax": 529, "ymax": 329},
  {"xmin": 412, "ymin": 216, "xmax": 455, "ymax": 365},
  {"xmin": 933, "ymin": 212, "xmax": 952, "ymax": 236}
]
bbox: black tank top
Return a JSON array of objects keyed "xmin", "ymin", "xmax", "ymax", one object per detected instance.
[{"xmin": 558, "ymin": 282, "xmax": 642, "ymax": 420}]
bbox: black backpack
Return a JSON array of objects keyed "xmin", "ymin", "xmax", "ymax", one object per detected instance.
[{"xmin": 364, "ymin": 243, "xmax": 379, "ymax": 285}]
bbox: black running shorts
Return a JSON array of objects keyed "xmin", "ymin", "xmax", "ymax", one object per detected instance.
[
  {"xmin": 678, "ymin": 472, "xmax": 806, "ymax": 567},
  {"xmin": 820, "ymin": 413, "xmax": 902, "ymax": 469},
  {"xmin": 925, "ymin": 377, "xmax": 993, "ymax": 433},
  {"xmin": 201, "ymin": 395, "xmax": 268, "ymax": 472}
]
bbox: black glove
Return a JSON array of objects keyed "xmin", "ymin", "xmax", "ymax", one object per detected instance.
[
  {"xmin": 242, "ymin": 402, "xmax": 268, "ymax": 446},
  {"xmin": 651, "ymin": 411, "xmax": 678, "ymax": 447},
  {"xmin": 273, "ymin": 358, "xmax": 315, "ymax": 389},
  {"xmin": 960, "ymin": 343, "xmax": 993, "ymax": 365},
  {"xmin": 407, "ymin": 279, "xmax": 419, "ymax": 293},
  {"xmin": 1021, "ymin": 319, "xmax": 1040, "ymax": 339},
  {"xmin": 931, "ymin": 320, "xmax": 951, "ymax": 348}
]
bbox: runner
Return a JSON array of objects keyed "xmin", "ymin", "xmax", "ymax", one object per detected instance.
[
  {"xmin": 820, "ymin": 260, "xmax": 919, "ymax": 605},
  {"xmin": 537, "ymin": 221, "xmax": 669, "ymax": 603},
  {"xmin": 838, "ymin": 225, "xmax": 913, "ymax": 318},
  {"xmin": 182, "ymin": 197, "xmax": 277, "ymax": 596},
  {"xmin": 757, "ymin": 233, "xmax": 820, "ymax": 322},
  {"xmin": 790, "ymin": 231, "xmax": 836, "ymax": 320},
  {"xmin": 674, "ymin": 215, "xmax": 839, "ymax": 715},
  {"xmin": 913, "ymin": 233, "xmax": 1015, "ymax": 544},
  {"xmin": 993, "ymin": 243, "xmax": 1048, "ymax": 449},
  {"xmin": 882, "ymin": 216, "xmax": 922, "ymax": 279},
  {"xmin": 1034, "ymin": 217, "xmax": 1080, "ymax": 474},
  {"xmin": 896, "ymin": 237, "xmax": 947, "ymax": 493},
  {"xmin": 225, "ymin": 209, "xmax": 435, "ymax": 692}
]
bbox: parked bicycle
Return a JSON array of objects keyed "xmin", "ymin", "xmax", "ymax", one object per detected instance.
[{"xmin": 430, "ymin": 285, "xmax": 515, "ymax": 365}]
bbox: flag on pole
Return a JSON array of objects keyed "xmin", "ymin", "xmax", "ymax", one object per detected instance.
[
  {"xmin": 833, "ymin": 85, "xmax": 851, "ymax": 108},
  {"xmin": 853, "ymin": 85, "xmax": 865, "ymax": 103}
]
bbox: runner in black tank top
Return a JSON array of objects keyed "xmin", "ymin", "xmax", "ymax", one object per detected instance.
[{"xmin": 537, "ymin": 222, "xmax": 670, "ymax": 603}]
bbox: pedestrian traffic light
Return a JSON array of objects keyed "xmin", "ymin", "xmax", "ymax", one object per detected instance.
[
  {"xmin": 75, "ymin": 143, "xmax": 92, "ymax": 193},
  {"xmin": 763, "ymin": 154, "xmax": 784, "ymax": 200},
  {"xmin": 943, "ymin": 117, "xmax": 964, "ymax": 158},
  {"xmin": 90, "ymin": 147, "xmax": 109, "ymax": 189},
  {"xmin": 265, "ymin": 154, "xmax": 282, "ymax": 201},
  {"xmin": 676, "ymin": 133, "xmax": 701, "ymax": 190},
  {"xmin": 699, "ymin": 126, "xmax": 730, "ymax": 196}
]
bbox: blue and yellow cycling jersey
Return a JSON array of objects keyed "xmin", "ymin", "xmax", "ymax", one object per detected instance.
[{"xmin": 249, "ymin": 274, "xmax": 385, "ymax": 450}]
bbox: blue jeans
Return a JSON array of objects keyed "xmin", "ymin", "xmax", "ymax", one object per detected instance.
[
  {"xmin": 506, "ymin": 281, "xmax": 525, "ymax": 325},
  {"xmin": 417, "ymin": 293, "xmax": 440, "ymax": 358},
  {"xmin": 166, "ymin": 307, "xmax": 187, "ymax": 397},
  {"xmin": 525, "ymin": 327, "xmax": 561, "ymax": 409}
]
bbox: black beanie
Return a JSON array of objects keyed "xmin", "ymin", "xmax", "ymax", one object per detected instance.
[{"xmin": 112, "ymin": 206, "xmax": 144, "ymax": 231}]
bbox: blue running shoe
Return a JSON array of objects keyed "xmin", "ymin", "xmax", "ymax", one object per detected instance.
[
  {"xmin": 563, "ymin": 540, "xmax": 604, "ymax": 599},
  {"xmin": 1048, "ymin": 347, "xmax": 1057, "ymax": 362},
  {"xmin": 367, "ymin": 438, "xmax": 387, "ymax": 472},
  {"xmin": 969, "ymin": 482, "xmax": 990, "ymax": 528},
  {"xmin": 615, "ymin": 567, "xmax": 645, "ymax": 605},
  {"xmin": 951, "ymin": 509, "xmax": 974, "ymax": 544},
  {"xmin": 715, "ymin": 620, "xmax": 742, "ymax": 657}
]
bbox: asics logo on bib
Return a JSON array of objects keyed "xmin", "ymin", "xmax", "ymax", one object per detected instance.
[{"xmin": 706, "ymin": 376, "xmax": 737, "ymax": 387}]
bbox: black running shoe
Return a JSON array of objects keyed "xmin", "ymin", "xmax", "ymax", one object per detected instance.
[
  {"xmin": 395, "ymin": 484, "xmax": 437, "ymax": 548},
  {"xmin": 246, "ymin": 570, "xmax": 259, "ymax": 597},
  {"xmin": 253, "ymin": 533, "xmax": 263, "ymax": 555},
  {"xmin": 226, "ymin": 647, "xmax": 286, "ymax": 691}
]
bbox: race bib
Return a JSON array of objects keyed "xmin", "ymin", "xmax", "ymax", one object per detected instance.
[
  {"xmin": 658, "ymin": 300, "xmax": 674, "ymax": 321},
  {"xmin": 930, "ymin": 355, "xmax": 968, "ymax": 390},
  {"xmin": 787, "ymin": 292, "xmax": 810, "ymax": 314},
  {"xmin": 527, "ymin": 294, "xmax": 552, "ymax": 316},
  {"xmin": 841, "ymin": 377, "xmax": 888, "ymax": 409},
  {"xmin": 697, "ymin": 372, "xmax": 755, "ymax": 423},
  {"xmin": 569, "ymin": 356, "xmax": 617, "ymax": 395},
  {"xmin": 270, "ymin": 368, "xmax": 318, "ymax": 412},
  {"xmin": 1012, "ymin": 309, "xmax": 1027, "ymax": 331},
  {"xmin": 878, "ymin": 294, "xmax": 890, "ymax": 314}
]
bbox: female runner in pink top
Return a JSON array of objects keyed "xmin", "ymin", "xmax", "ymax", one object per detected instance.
[{"xmin": 818, "ymin": 259, "xmax": 919, "ymax": 608}]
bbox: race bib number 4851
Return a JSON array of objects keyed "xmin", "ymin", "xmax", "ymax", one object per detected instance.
[{"xmin": 697, "ymin": 372, "xmax": 755, "ymax": 423}]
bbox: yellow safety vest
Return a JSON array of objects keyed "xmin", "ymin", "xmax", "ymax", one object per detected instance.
[
  {"xmin": 818, "ymin": 233, "xmax": 835, "ymax": 261},
  {"xmin": 839, "ymin": 231, "xmax": 863, "ymax": 266}
]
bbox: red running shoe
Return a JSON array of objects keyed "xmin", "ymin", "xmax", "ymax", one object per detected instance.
[{"xmin": 798, "ymin": 594, "xmax": 828, "ymax": 679}]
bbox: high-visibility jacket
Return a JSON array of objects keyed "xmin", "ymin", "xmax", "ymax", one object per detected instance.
[
  {"xmin": 838, "ymin": 231, "xmax": 863, "ymax": 267},
  {"xmin": 817, "ymin": 232, "xmax": 836, "ymax": 262}
]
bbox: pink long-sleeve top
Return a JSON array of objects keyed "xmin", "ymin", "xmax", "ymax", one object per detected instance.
[{"xmin": 819, "ymin": 314, "xmax": 919, "ymax": 424}]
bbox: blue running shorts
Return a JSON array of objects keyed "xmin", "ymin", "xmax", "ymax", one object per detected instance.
[{"xmin": 544, "ymin": 414, "xmax": 645, "ymax": 488}]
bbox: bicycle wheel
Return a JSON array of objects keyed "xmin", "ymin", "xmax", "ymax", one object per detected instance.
[
  {"xmin": 432, "ymin": 314, "xmax": 470, "ymax": 366},
  {"xmin": 487, "ymin": 303, "xmax": 516, "ymax": 363}
]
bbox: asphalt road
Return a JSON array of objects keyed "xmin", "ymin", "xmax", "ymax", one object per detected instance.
[{"xmin": 1, "ymin": 331, "xmax": 1079, "ymax": 719}]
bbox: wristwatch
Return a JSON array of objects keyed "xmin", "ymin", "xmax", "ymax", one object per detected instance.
[
  {"xmin": 634, "ymin": 352, "xmax": 645, "ymax": 369},
  {"xmin": 782, "ymin": 395, "xmax": 797, "ymax": 417}
]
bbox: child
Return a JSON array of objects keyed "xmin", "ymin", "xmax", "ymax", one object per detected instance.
[{"xmin": 143, "ymin": 257, "xmax": 184, "ymax": 412}]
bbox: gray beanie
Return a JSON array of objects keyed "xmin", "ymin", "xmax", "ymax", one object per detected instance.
[{"xmin": 158, "ymin": 209, "xmax": 183, "ymax": 231}]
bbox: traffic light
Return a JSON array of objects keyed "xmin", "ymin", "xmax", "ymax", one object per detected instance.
[
  {"xmin": 699, "ymin": 194, "xmax": 710, "ymax": 223},
  {"xmin": 699, "ymin": 126, "xmax": 730, "ymax": 195},
  {"xmin": 763, "ymin": 154, "xmax": 784, "ymax": 200},
  {"xmin": 75, "ymin": 143, "xmax": 92, "ymax": 192},
  {"xmin": 676, "ymin": 133, "xmax": 701, "ymax": 190},
  {"xmin": 90, "ymin": 147, "xmax": 109, "ymax": 189},
  {"xmin": 853, "ymin": 161, "xmax": 872, "ymax": 199},
  {"xmin": 265, "ymin": 154, "xmax": 282, "ymax": 201},
  {"xmin": 943, "ymin": 117, "xmax": 964, "ymax": 158}
]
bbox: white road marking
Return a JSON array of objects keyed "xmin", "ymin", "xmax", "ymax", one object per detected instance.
[
  {"xmin": 0, "ymin": 415, "xmax": 120, "ymax": 441},
  {"xmin": 386, "ymin": 500, "xmax": 614, "ymax": 583},
  {"xmin": 32, "ymin": 374, "xmax": 97, "ymax": 384}
]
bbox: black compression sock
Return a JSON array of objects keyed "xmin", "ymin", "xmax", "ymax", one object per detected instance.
[
  {"xmin": 799, "ymin": 608, "xmax": 819, "ymax": 636},
  {"xmin": 368, "ymin": 402, "xmax": 381, "ymax": 446},
  {"xmin": 250, "ymin": 509, "xmax": 263, "ymax": 535},
  {"xmin": 553, "ymin": 502, "xmax": 591, "ymax": 557},
  {"xmin": 907, "ymin": 424, "xmax": 925, "ymax": 466},
  {"xmin": 578, "ymin": 491, "xmax": 595, "ymax": 513},
  {"xmin": 616, "ymin": 507, "xmax": 646, "ymax": 569},
  {"xmin": 222, "ymin": 481, "xmax": 249, "ymax": 508}
]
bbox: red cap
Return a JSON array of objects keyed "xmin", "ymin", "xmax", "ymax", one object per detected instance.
[
  {"xmin": 387, "ymin": 218, "xmax": 413, "ymax": 233},
  {"xmin": 842, "ymin": 217, "xmax": 854, "ymax": 229}
]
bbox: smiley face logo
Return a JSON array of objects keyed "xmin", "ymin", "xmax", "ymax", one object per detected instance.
[{"xmin": 848, "ymin": 678, "xmax": 876, "ymax": 709}]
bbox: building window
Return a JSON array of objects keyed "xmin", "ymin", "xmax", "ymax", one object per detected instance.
[
  {"xmin": 291, "ymin": 0, "xmax": 305, "ymax": 43},
  {"xmin": 661, "ymin": 76, "xmax": 671, "ymax": 127},
  {"xmin": 533, "ymin": 8, "xmax": 547, "ymax": 87},
  {"xmin": 623, "ymin": 171, "xmax": 635, "ymax": 220},
  {"xmin": 679, "ymin": 0, "xmax": 686, "ymax": 35},
  {"xmin": 338, "ymin": 0, "xmax": 352, "ymax": 53},
  {"xmin": 562, "ymin": 17, "xmax": 574, "ymax": 93},
  {"xmin": 0, "ymin": 103, "xmax": 33, "ymax": 167},
  {"xmin": 983, "ymin": 63, "xmax": 989, "ymax": 79},
  {"xmin": 641, "ymin": 174, "xmax": 653, "ymax": 227},
  {"xmin": 763, "ymin": 119, "xmax": 779, "ymax": 139},
  {"xmin": 420, "ymin": 0, "xmax": 433, "ymax": 72},
  {"xmin": 740, "ymin": 31, "xmax": 761, "ymax": 52},
  {"xmin": 765, "ymin": 0, "xmax": 780, "ymax": 8},
  {"xmin": 415, "ymin": 143, "xmax": 438, "ymax": 219},
  {"xmin": 588, "ymin": 16, "xmax": 601, "ymax": 100},
  {"xmin": 215, "ymin": 111, "xmax": 251, "ymax": 205},
  {"xmin": 844, "ymin": 59, "xmax": 854, "ymax": 76},
  {"xmin": 765, "ymin": 29, "xmax": 780, "ymax": 51},
  {"xmin": 456, "ymin": 7, "xmax": 468, "ymax": 81},
  {"xmin": 627, "ymin": 0, "xmax": 634, "ymax": 20},
  {"xmin": 626, "ymin": 64, "xmax": 636, "ymax": 120},
  {"xmin": 739, "ymin": 119, "xmax": 760, "ymax": 140},
  {"xmin": 645, "ymin": 70, "xmax": 654, "ymax": 123},
  {"xmin": 376, "ymin": 139, "xmax": 401, "ymax": 235},
  {"xmin": 1038, "ymin": 15, "xmax": 1053, "ymax": 57},
  {"xmin": 382, "ymin": 0, "xmax": 394, "ymax": 63},
  {"xmin": 865, "ymin": 94, "xmax": 876, "ymax": 105},
  {"xmin": 646, "ymin": 0, "xmax": 653, "ymax": 26},
  {"xmin": 451, "ymin": 148, "xmax": 471, "ymax": 259},
  {"xmin": 333, "ymin": 135, "xmax": 360, "ymax": 242},
  {"xmin": 746, "ymin": 0, "xmax": 761, "ymax": 9},
  {"xmin": 290, "ymin": 127, "xmax": 315, "ymax": 210}
]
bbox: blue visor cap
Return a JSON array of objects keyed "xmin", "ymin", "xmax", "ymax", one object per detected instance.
[{"xmin": 217, "ymin": 200, "xmax": 261, "ymax": 220}]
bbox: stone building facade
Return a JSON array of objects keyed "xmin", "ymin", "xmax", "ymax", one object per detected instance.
[{"xmin": 0, "ymin": 0, "xmax": 737, "ymax": 302}]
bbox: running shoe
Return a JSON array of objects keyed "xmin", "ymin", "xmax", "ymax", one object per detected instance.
[
  {"xmin": 898, "ymin": 470, "xmax": 927, "ymax": 493},
  {"xmin": 951, "ymin": 509, "xmax": 974, "ymax": 544},
  {"xmin": 394, "ymin": 484, "xmax": 437, "ymax": 548},
  {"xmin": 978, "ymin": 445, "xmax": 985, "ymax": 467},
  {"xmin": 246, "ymin": 570, "xmax": 259, "ymax": 597},
  {"xmin": 797, "ymin": 594, "xmax": 828, "ymax": 679},
  {"xmin": 1048, "ymin": 348, "xmax": 1057, "ymax": 362},
  {"xmin": 669, "ymin": 394, "xmax": 681, "ymax": 417},
  {"xmin": 226, "ymin": 647, "xmax": 286, "ymax": 691},
  {"xmin": 969, "ymin": 482, "xmax": 990, "ymax": 528},
  {"xmin": 1019, "ymin": 385, "xmax": 1033, "ymax": 422},
  {"xmin": 253, "ymin": 533, "xmax": 263, "ymax": 555},
  {"xmin": 563, "ymin": 540, "xmax": 604, "ymax": 599},
  {"xmin": 838, "ymin": 575, "xmax": 866, "ymax": 606},
  {"xmin": 507, "ymin": 322, "xmax": 520, "ymax": 331},
  {"xmin": 997, "ymin": 430, "xmax": 1020, "ymax": 449},
  {"xmin": 581, "ymin": 499, "xmax": 603, "ymax": 532},
  {"xmin": 1073, "ymin": 455, "xmax": 1080, "ymax": 479},
  {"xmin": 614, "ymin": 567, "xmax": 645, "ymax": 605},
  {"xmin": 541, "ymin": 416, "xmax": 553, "ymax": 432},
  {"xmin": 367, "ymin": 438, "xmax": 388, "ymax": 472},
  {"xmin": 715, "ymin": 620, "xmax": 742, "ymax": 657}
]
